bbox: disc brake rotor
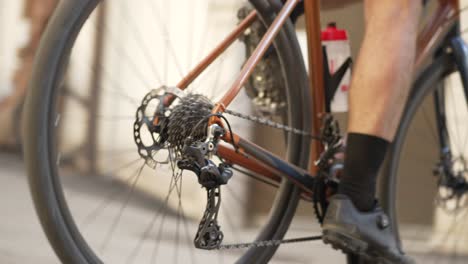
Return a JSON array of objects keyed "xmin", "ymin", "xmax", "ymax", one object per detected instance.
[{"xmin": 133, "ymin": 87, "xmax": 215, "ymax": 168}]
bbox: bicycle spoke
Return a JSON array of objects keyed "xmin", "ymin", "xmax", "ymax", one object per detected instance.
[
  {"xmin": 87, "ymin": 64, "xmax": 141, "ymax": 107},
  {"xmin": 97, "ymin": 148, "xmax": 138, "ymax": 154},
  {"xmin": 149, "ymin": 0, "xmax": 186, "ymax": 80},
  {"xmin": 100, "ymin": 162, "xmax": 146, "ymax": 252},
  {"xmin": 421, "ymin": 103, "xmax": 438, "ymax": 144},
  {"xmin": 124, "ymin": 171, "xmax": 179, "ymax": 263},
  {"xmin": 91, "ymin": 19, "xmax": 154, "ymax": 93},
  {"xmin": 56, "ymin": 114, "xmax": 139, "ymax": 126},
  {"xmin": 210, "ymin": 55, "xmax": 228, "ymax": 99},
  {"xmin": 150, "ymin": 171, "xmax": 183, "ymax": 263},
  {"xmin": 80, "ymin": 158, "xmax": 144, "ymax": 227},
  {"xmin": 169, "ymin": 150, "xmax": 196, "ymax": 264},
  {"xmin": 445, "ymin": 211, "xmax": 466, "ymax": 263},
  {"xmin": 173, "ymin": 174, "xmax": 182, "ymax": 264},
  {"xmin": 225, "ymin": 184, "xmax": 249, "ymax": 211},
  {"xmin": 447, "ymin": 81, "xmax": 464, "ymax": 155},
  {"xmin": 194, "ymin": 4, "xmax": 212, "ymax": 68},
  {"xmin": 221, "ymin": 199, "xmax": 241, "ymax": 243},
  {"xmin": 162, "ymin": 0, "xmax": 170, "ymax": 84},
  {"xmin": 119, "ymin": 1, "xmax": 163, "ymax": 85},
  {"xmin": 186, "ymin": 0, "xmax": 195, "ymax": 71},
  {"xmin": 180, "ymin": 186, "xmax": 196, "ymax": 264}
]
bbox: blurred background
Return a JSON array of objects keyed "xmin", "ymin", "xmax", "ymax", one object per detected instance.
[{"xmin": 0, "ymin": 0, "xmax": 467, "ymax": 263}]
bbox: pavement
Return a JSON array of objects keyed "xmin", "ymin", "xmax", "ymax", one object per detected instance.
[
  {"xmin": 0, "ymin": 152, "xmax": 57, "ymax": 263},
  {"xmin": 0, "ymin": 152, "xmax": 467, "ymax": 264}
]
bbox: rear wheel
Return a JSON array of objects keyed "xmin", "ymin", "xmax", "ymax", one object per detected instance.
[{"xmin": 23, "ymin": 0, "xmax": 312, "ymax": 263}]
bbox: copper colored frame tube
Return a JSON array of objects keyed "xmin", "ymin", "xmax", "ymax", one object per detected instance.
[
  {"xmin": 176, "ymin": 11, "xmax": 257, "ymax": 90},
  {"xmin": 177, "ymin": 0, "xmax": 461, "ymax": 195},
  {"xmin": 415, "ymin": 0, "xmax": 459, "ymax": 72},
  {"xmin": 304, "ymin": 0, "xmax": 325, "ymax": 175},
  {"xmin": 160, "ymin": 11, "xmax": 257, "ymax": 118},
  {"xmin": 216, "ymin": 0, "xmax": 461, "ymax": 191},
  {"xmin": 217, "ymin": 0, "xmax": 325, "ymax": 191},
  {"xmin": 217, "ymin": 0, "xmax": 301, "ymax": 108},
  {"xmin": 217, "ymin": 145, "xmax": 281, "ymax": 184}
]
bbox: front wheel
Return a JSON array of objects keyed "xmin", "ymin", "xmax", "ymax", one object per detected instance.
[{"xmin": 381, "ymin": 45, "xmax": 468, "ymax": 262}]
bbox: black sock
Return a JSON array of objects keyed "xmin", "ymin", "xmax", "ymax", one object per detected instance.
[{"xmin": 338, "ymin": 133, "xmax": 390, "ymax": 212}]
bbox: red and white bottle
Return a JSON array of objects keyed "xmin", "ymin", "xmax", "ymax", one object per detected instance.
[{"xmin": 321, "ymin": 22, "xmax": 351, "ymax": 112}]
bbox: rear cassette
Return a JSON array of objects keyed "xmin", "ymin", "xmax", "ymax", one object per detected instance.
[{"xmin": 133, "ymin": 87, "xmax": 215, "ymax": 168}]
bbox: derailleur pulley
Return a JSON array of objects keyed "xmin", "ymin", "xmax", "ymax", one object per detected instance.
[{"xmin": 177, "ymin": 124, "xmax": 233, "ymax": 250}]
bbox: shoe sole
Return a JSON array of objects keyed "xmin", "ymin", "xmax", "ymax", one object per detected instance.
[{"xmin": 322, "ymin": 230, "xmax": 394, "ymax": 264}]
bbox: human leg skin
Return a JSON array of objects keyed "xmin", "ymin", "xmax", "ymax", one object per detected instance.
[
  {"xmin": 322, "ymin": 2, "xmax": 423, "ymax": 262},
  {"xmin": 348, "ymin": 0, "xmax": 422, "ymax": 140},
  {"xmin": 337, "ymin": 0, "xmax": 423, "ymax": 212}
]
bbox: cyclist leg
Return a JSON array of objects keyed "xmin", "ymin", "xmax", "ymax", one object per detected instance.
[
  {"xmin": 323, "ymin": 1, "xmax": 422, "ymax": 262},
  {"xmin": 339, "ymin": 0, "xmax": 422, "ymax": 211}
]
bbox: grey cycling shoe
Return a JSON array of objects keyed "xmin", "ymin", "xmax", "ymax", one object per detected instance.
[{"xmin": 322, "ymin": 194, "xmax": 414, "ymax": 264}]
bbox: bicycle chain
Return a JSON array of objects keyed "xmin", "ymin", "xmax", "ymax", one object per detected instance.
[
  {"xmin": 224, "ymin": 109, "xmax": 321, "ymax": 140},
  {"xmin": 164, "ymin": 86, "xmax": 320, "ymax": 140},
  {"xmin": 216, "ymin": 235, "xmax": 323, "ymax": 250},
  {"xmin": 195, "ymin": 186, "xmax": 322, "ymax": 250}
]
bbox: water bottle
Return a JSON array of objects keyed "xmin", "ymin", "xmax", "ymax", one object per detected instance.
[{"xmin": 321, "ymin": 22, "xmax": 351, "ymax": 112}]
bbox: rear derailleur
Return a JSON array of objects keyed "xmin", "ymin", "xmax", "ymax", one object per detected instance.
[{"xmin": 177, "ymin": 124, "xmax": 233, "ymax": 249}]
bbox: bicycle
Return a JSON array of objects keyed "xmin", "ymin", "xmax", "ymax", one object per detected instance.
[{"xmin": 23, "ymin": 0, "xmax": 468, "ymax": 263}]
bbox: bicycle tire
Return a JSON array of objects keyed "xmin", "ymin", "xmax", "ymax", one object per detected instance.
[
  {"xmin": 381, "ymin": 41, "xmax": 468, "ymax": 262},
  {"xmin": 23, "ymin": 0, "xmax": 312, "ymax": 263}
]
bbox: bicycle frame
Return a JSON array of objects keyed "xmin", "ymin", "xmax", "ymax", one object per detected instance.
[{"xmin": 175, "ymin": 0, "xmax": 461, "ymax": 196}]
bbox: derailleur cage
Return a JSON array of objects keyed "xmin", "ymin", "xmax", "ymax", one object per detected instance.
[
  {"xmin": 177, "ymin": 124, "xmax": 233, "ymax": 189},
  {"xmin": 177, "ymin": 124, "xmax": 233, "ymax": 250},
  {"xmin": 194, "ymin": 187, "xmax": 224, "ymax": 249}
]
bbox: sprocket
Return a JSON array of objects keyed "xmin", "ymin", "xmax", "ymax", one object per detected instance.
[
  {"xmin": 165, "ymin": 94, "xmax": 213, "ymax": 155},
  {"xmin": 133, "ymin": 87, "xmax": 217, "ymax": 168}
]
